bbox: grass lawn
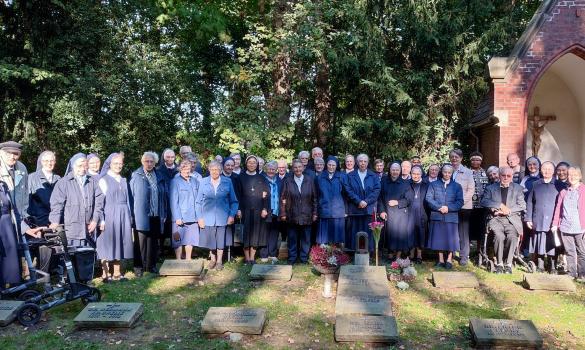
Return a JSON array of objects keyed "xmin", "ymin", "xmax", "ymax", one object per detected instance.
[{"xmin": 1, "ymin": 259, "xmax": 584, "ymax": 349}]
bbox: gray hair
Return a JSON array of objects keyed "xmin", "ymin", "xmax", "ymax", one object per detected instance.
[
  {"xmin": 179, "ymin": 159, "xmax": 191, "ymax": 169},
  {"xmin": 291, "ymin": 158, "xmax": 303, "ymax": 167},
  {"xmin": 311, "ymin": 147, "xmax": 323, "ymax": 155},
  {"xmin": 179, "ymin": 145, "xmax": 192, "ymax": 154},
  {"xmin": 441, "ymin": 164, "xmax": 454, "ymax": 173},
  {"xmin": 449, "ymin": 148, "xmax": 463, "ymax": 158},
  {"xmin": 162, "ymin": 149, "xmax": 175, "ymax": 158},
  {"xmin": 314, "ymin": 157, "xmax": 324, "ymax": 165},
  {"xmin": 266, "ymin": 160, "xmax": 278, "ymax": 169},
  {"xmin": 356, "ymin": 153, "xmax": 369, "ymax": 162},
  {"xmin": 298, "ymin": 150, "xmax": 310, "ymax": 159},
  {"xmin": 345, "ymin": 154, "xmax": 354, "ymax": 161},
  {"xmin": 229, "ymin": 152, "xmax": 241, "ymax": 159},
  {"xmin": 486, "ymin": 165, "xmax": 499, "ymax": 175},
  {"xmin": 499, "ymin": 166, "xmax": 513, "ymax": 175},
  {"xmin": 39, "ymin": 150, "xmax": 56, "ymax": 161},
  {"xmin": 208, "ymin": 160, "xmax": 222, "ymax": 170},
  {"xmin": 142, "ymin": 151, "xmax": 159, "ymax": 163}
]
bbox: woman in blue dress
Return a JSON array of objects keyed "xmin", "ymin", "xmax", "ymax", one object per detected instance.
[
  {"xmin": 425, "ymin": 164, "xmax": 464, "ymax": 269},
  {"xmin": 316, "ymin": 156, "xmax": 347, "ymax": 245},
  {"xmin": 169, "ymin": 160, "xmax": 200, "ymax": 260},
  {"xmin": 97, "ymin": 153, "xmax": 133, "ymax": 281},
  {"xmin": 196, "ymin": 161, "xmax": 239, "ymax": 270}
]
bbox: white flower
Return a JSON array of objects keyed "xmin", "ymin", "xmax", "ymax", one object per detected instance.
[
  {"xmin": 327, "ymin": 256, "xmax": 338, "ymax": 266},
  {"xmin": 402, "ymin": 266, "xmax": 417, "ymax": 277},
  {"xmin": 397, "ymin": 281, "xmax": 409, "ymax": 290},
  {"xmin": 320, "ymin": 244, "xmax": 328, "ymax": 249}
]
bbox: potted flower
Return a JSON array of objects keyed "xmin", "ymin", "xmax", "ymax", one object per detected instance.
[
  {"xmin": 387, "ymin": 258, "xmax": 417, "ymax": 282},
  {"xmin": 368, "ymin": 220, "xmax": 384, "ymax": 266},
  {"xmin": 310, "ymin": 244, "xmax": 351, "ymax": 298}
]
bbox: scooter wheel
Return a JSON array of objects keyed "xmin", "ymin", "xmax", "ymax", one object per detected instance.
[
  {"xmin": 81, "ymin": 287, "xmax": 102, "ymax": 305},
  {"xmin": 17, "ymin": 303, "xmax": 42, "ymax": 326},
  {"xmin": 528, "ymin": 261, "xmax": 537, "ymax": 273},
  {"xmin": 488, "ymin": 260, "xmax": 496, "ymax": 273},
  {"xmin": 18, "ymin": 289, "xmax": 41, "ymax": 302}
]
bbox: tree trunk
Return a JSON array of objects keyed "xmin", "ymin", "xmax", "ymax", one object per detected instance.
[
  {"xmin": 314, "ymin": 56, "xmax": 331, "ymax": 146},
  {"xmin": 267, "ymin": 0, "xmax": 292, "ymax": 126}
]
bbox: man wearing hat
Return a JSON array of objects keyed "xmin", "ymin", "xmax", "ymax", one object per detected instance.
[{"xmin": 0, "ymin": 141, "xmax": 29, "ymax": 224}]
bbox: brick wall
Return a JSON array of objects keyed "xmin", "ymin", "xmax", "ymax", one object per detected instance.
[{"xmin": 489, "ymin": 0, "xmax": 585, "ymax": 165}]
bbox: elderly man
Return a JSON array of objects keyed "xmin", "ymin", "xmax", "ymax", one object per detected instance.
[
  {"xmin": 507, "ymin": 152, "xmax": 524, "ymax": 184},
  {"xmin": 481, "ymin": 167, "xmax": 526, "ymax": 274},
  {"xmin": 0, "ymin": 141, "xmax": 29, "ymax": 222},
  {"xmin": 449, "ymin": 148, "xmax": 475, "ymax": 266},
  {"xmin": 277, "ymin": 159, "xmax": 288, "ymax": 180},
  {"xmin": 130, "ymin": 151, "xmax": 167, "ymax": 276},
  {"xmin": 49, "ymin": 153, "xmax": 104, "ymax": 247},
  {"xmin": 306, "ymin": 147, "xmax": 323, "ymax": 171},
  {"xmin": 298, "ymin": 151, "xmax": 316, "ymax": 178}
]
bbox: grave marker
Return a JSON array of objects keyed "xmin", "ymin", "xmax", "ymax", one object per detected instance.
[
  {"xmin": 335, "ymin": 315, "xmax": 398, "ymax": 343},
  {"xmin": 250, "ymin": 264, "xmax": 293, "ymax": 281},
  {"xmin": 0, "ymin": 300, "xmax": 24, "ymax": 326},
  {"xmin": 159, "ymin": 259, "xmax": 204, "ymax": 276},
  {"xmin": 201, "ymin": 307, "xmax": 266, "ymax": 335},
  {"xmin": 523, "ymin": 274, "xmax": 576, "ymax": 292},
  {"xmin": 432, "ymin": 271, "xmax": 480, "ymax": 288},
  {"xmin": 469, "ymin": 318, "xmax": 543, "ymax": 348},
  {"xmin": 73, "ymin": 303, "xmax": 143, "ymax": 328}
]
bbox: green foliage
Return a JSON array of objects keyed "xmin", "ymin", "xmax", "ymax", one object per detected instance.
[{"xmin": 0, "ymin": 0, "xmax": 541, "ymax": 171}]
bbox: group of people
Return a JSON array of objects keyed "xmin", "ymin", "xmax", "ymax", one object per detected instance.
[{"xmin": 1, "ymin": 141, "xmax": 585, "ymax": 289}]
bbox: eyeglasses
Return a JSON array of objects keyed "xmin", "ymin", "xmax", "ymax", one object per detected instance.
[{"xmin": 500, "ymin": 174, "xmax": 512, "ymax": 178}]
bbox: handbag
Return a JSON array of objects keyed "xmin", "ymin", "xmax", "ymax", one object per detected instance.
[{"xmin": 233, "ymin": 218, "xmax": 244, "ymax": 245}]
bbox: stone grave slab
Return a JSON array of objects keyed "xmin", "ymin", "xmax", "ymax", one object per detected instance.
[
  {"xmin": 335, "ymin": 293, "xmax": 392, "ymax": 316},
  {"xmin": 201, "ymin": 307, "xmax": 266, "ymax": 335},
  {"xmin": 523, "ymin": 274, "xmax": 576, "ymax": 292},
  {"xmin": 0, "ymin": 300, "xmax": 24, "ymax": 326},
  {"xmin": 337, "ymin": 276, "xmax": 389, "ymax": 295},
  {"xmin": 469, "ymin": 318, "xmax": 543, "ymax": 348},
  {"xmin": 73, "ymin": 303, "xmax": 143, "ymax": 328},
  {"xmin": 159, "ymin": 259, "xmax": 204, "ymax": 276},
  {"xmin": 335, "ymin": 315, "xmax": 398, "ymax": 343},
  {"xmin": 250, "ymin": 264, "xmax": 293, "ymax": 281},
  {"xmin": 432, "ymin": 271, "xmax": 480, "ymax": 288},
  {"xmin": 339, "ymin": 265, "xmax": 387, "ymax": 280}
]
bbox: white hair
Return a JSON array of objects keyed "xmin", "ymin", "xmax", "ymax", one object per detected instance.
[
  {"xmin": 356, "ymin": 153, "xmax": 369, "ymax": 162},
  {"xmin": 311, "ymin": 147, "xmax": 323, "ymax": 154},
  {"xmin": 266, "ymin": 160, "xmax": 278, "ymax": 168},
  {"xmin": 208, "ymin": 160, "xmax": 222, "ymax": 170},
  {"xmin": 142, "ymin": 151, "xmax": 159, "ymax": 163},
  {"xmin": 314, "ymin": 157, "xmax": 324, "ymax": 165},
  {"xmin": 298, "ymin": 150, "xmax": 310, "ymax": 158}
]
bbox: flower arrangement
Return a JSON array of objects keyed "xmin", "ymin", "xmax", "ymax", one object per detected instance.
[
  {"xmin": 310, "ymin": 244, "xmax": 351, "ymax": 273},
  {"xmin": 387, "ymin": 257, "xmax": 417, "ymax": 282},
  {"xmin": 369, "ymin": 220, "xmax": 384, "ymax": 266}
]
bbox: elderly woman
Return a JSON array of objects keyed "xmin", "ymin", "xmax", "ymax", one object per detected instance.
[
  {"xmin": 237, "ymin": 156, "xmax": 270, "ymax": 264},
  {"xmin": 314, "ymin": 157, "xmax": 325, "ymax": 177},
  {"xmin": 298, "ymin": 151, "xmax": 315, "ymax": 178},
  {"xmin": 374, "ymin": 159, "xmax": 385, "ymax": 179},
  {"xmin": 196, "ymin": 161, "xmax": 238, "ymax": 269},
  {"xmin": 87, "ymin": 153, "xmax": 101, "ymax": 177},
  {"xmin": 97, "ymin": 153, "xmax": 133, "ymax": 281},
  {"xmin": 28, "ymin": 151, "xmax": 61, "ymax": 228},
  {"xmin": 316, "ymin": 156, "xmax": 347, "ymax": 246},
  {"xmin": 130, "ymin": 151, "xmax": 167, "ymax": 275},
  {"xmin": 1, "ymin": 179, "xmax": 23, "ymax": 287},
  {"xmin": 555, "ymin": 161, "xmax": 570, "ymax": 191},
  {"xmin": 425, "ymin": 164, "xmax": 440, "ymax": 183},
  {"xmin": 379, "ymin": 161, "xmax": 412, "ymax": 259},
  {"xmin": 280, "ymin": 159, "xmax": 318, "ymax": 264},
  {"xmin": 230, "ymin": 153, "xmax": 242, "ymax": 174},
  {"xmin": 344, "ymin": 154, "xmax": 355, "ymax": 173},
  {"xmin": 449, "ymin": 149, "xmax": 475, "ymax": 266},
  {"xmin": 401, "ymin": 160, "xmax": 412, "ymax": 180},
  {"xmin": 425, "ymin": 164, "xmax": 464, "ymax": 269},
  {"xmin": 552, "ymin": 166, "xmax": 585, "ymax": 280},
  {"xmin": 525, "ymin": 161, "xmax": 559, "ymax": 273},
  {"xmin": 408, "ymin": 165, "xmax": 429, "ymax": 263},
  {"xmin": 157, "ymin": 148, "xmax": 178, "ymax": 255},
  {"xmin": 487, "ymin": 166, "xmax": 500, "ymax": 184},
  {"xmin": 49, "ymin": 153, "xmax": 104, "ymax": 247},
  {"xmin": 520, "ymin": 156, "xmax": 542, "ymax": 199},
  {"xmin": 260, "ymin": 161, "xmax": 283, "ymax": 262},
  {"xmin": 345, "ymin": 154, "xmax": 381, "ymax": 250},
  {"xmin": 169, "ymin": 160, "xmax": 200, "ymax": 260}
]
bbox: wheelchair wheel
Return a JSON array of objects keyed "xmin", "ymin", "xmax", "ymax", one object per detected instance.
[
  {"xmin": 528, "ymin": 261, "xmax": 537, "ymax": 273},
  {"xmin": 81, "ymin": 287, "xmax": 102, "ymax": 306},
  {"xmin": 487, "ymin": 260, "xmax": 496, "ymax": 273},
  {"xmin": 17, "ymin": 303, "xmax": 42, "ymax": 326},
  {"xmin": 18, "ymin": 289, "xmax": 41, "ymax": 302}
]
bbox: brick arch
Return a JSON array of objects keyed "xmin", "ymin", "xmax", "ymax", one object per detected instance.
[{"xmin": 521, "ymin": 44, "xmax": 585, "ymax": 157}]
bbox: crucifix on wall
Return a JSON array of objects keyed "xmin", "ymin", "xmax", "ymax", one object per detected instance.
[{"xmin": 528, "ymin": 106, "xmax": 556, "ymax": 157}]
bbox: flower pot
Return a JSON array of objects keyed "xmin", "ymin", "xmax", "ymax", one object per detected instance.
[
  {"xmin": 312, "ymin": 264, "xmax": 340, "ymax": 275},
  {"xmin": 312, "ymin": 264, "xmax": 340, "ymax": 298}
]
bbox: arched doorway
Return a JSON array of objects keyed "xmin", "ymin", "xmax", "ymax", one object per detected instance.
[{"xmin": 525, "ymin": 51, "xmax": 585, "ymax": 168}]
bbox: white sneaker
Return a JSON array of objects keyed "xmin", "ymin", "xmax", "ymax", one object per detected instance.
[{"xmin": 260, "ymin": 258, "xmax": 269, "ymax": 263}]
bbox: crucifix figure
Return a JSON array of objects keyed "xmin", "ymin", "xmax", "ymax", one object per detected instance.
[{"xmin": 528, "ymin": 106, "xmax": 556, "ymax": 157}]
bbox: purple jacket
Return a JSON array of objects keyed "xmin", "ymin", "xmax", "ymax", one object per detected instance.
[{"xmin": 552, "ymin": 184, "xmax": 585, "ymax": 229}]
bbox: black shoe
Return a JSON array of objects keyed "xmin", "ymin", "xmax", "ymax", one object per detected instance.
[
  {"xmin": 435, "ymin": 262, "xmax": 445, "ymax": 268},
  {"xmin": 148, "ymin": 267, "xmax": 159, "ymax": 274},
  {"xmin": 414, "ymin": 258, "xmax": 423, "ymax": 265},
  {"xmin": 495, "ymin": 265, "xmax": 504, "ymax": 274},
  {"xmin": 134, "ymin": 268, "xmax": 143, "ymax": 277},
  {"xmin": 504, "ymin": 265, "xmax": 513, "ymax": 274},
  {"xmin": 445, "ymin": 262, "xmax": 453, "ymax": 270}
]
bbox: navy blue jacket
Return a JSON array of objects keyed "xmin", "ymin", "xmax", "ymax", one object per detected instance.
[
  {"xmin": 525, "ymin": 179, "xmax": 559, "ymax": 232},
  {"xmin": 345, "ymin": 169, "xmax": 381, "ymax": 216},
  {"xmin": 425, "ymin": 179, "xmax": 464, "ymax": 223},
  {"xmin": 129, "ymin": 167, "xmax": 167, "ymax": 231},
  {"xmin": 316, "ymin": 171, "xmax": 347, "ymax": 219},
  {"xmin": 377, "ymin": 176, "xmax": 410, "ymax": 213},
  {"xmin": 28, "ymin": 171, "xmax": 61, "ymax": 227}
]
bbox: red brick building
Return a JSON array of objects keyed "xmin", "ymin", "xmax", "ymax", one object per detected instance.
[{"xmin": 472, "ymin": 0, "xmax": 585, "ymax": 168}]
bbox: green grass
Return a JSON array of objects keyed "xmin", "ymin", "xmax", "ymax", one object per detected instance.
[{"xmin": 1, "ymin": 260, "xmax": 584, "ymax": 349}]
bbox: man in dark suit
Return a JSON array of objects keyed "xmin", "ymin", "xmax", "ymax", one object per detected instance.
[{"xmin": 481, "ymin": 166, "xmax": 526, "ymax": 274}]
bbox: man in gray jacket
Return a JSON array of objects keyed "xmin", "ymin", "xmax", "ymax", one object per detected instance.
[{"xmin": 481, "ymin": 166, "xmax": 526, "ymax": 274}]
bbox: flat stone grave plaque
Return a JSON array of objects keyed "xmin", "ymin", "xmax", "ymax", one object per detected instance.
[
  {"xmin": 201, "ymin": 307, "xmax": 266, "ymax": 335},
  {"xmin": 250, "ymin": 264, "xmax": 293, "ymax": 281},
  {"xmin": 523, "ymin": 274, "xmax": 576, "ymax": 292},
  {"xmin": 469, "ymin": 318, "xmax": 543, "ymax": 348},
  {"xmin": 337, "ymin": 276, "xmax": 389, "ymax": 295},
  {"xmin": 0, "ymin": 300, "xmax": 24, "ymax": 326},
  {"xmin": 159, "ymin": 259, "xmax": 204, "ymax": 276},
  {"xmin": 335, "ymin": 293, "xmax": 392, "ymax": 316},
  {"xmin": 432, "ymin": 271, "xmax": 480, "ymax": 288},
  {"xmin": 73, "ymin": 303, "xmax": 143, "ymax": 328},
  {"xmin": 339, "ymin": 265, "xmax": 387, "ymax": 280},
  {"xmin": 335, "ymin": 315, "xmax": 398, "ymax": 343}
]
